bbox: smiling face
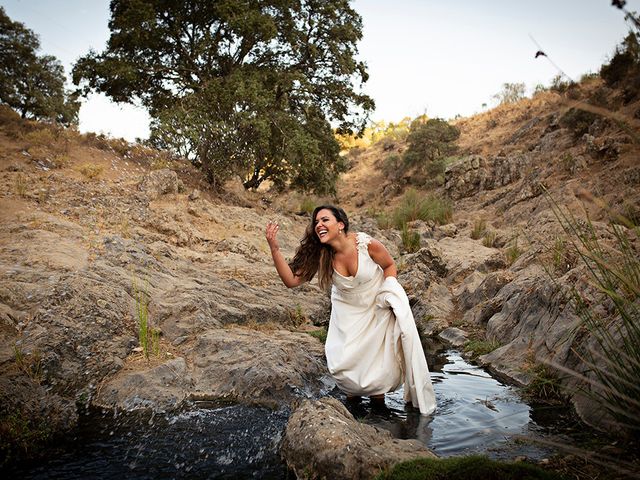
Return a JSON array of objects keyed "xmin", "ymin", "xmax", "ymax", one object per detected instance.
[{"xmin": 314, "ymin": 208, "xmax": 344, "ymax": 243}]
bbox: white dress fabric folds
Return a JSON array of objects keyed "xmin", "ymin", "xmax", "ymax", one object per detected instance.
[{"xmin": 325, "ymin": 232, "xmax": 436, "ymax": 415}]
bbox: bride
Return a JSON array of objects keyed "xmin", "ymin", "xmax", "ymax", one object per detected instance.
[{"xmin": 266, "ymin": 205, "xmax": 435, "ymax": 414}]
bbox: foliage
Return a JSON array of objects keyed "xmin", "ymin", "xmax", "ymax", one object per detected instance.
[
  {"xmin": 288, "ymin": 304, "xmax": 306, "ymax": 327},
  {"xmin": 299, "ymin": 197, "xmax": 316, "ymax": 215},
  {"xmin": 464, "ymin": 339, "xmax": 500, "ymax": 359},
  {"xmin": 470, "ymin": 219, "xmax": 487, "ymax": 240},
  {"xmin": 482, "ymin": 231, "xmax": 497, "ymax": 248},
  {"xmin": 132, "ymin": 276, "xmax": 160, "ymax": 360},
  {"xmin": 73, "ymin": 0, "xmax": 373, "ymax": 194},
  {"xmin": 549, "ymin": 74, "xmax": 573, "ymax": 94},
  {"xmin": 505, "ymin": 236, "xmax": 522, "ymax": 266},
  {"xmin": 374, "ymin": 455, "xmax": 562, "ymax": 480},
  {"xmin": 559, "ymin": 108, "xmax": 600, "ymax": 139},
  {"xmin": 76, "ymin": 163, "xmax": 104, "ymax": 180},
  {"xmin": 307, "ymin": 327, "xmax": 327, "ymax": 344},
  {"xmin": 403, "ymin": 117, "xmax": 460, "ymax": 167},
  {"xmin": 600, "ymin": 32, "xmax": 640, "ymax": 87},
  {"xmin": 522, "ymin": 364, "xmax": 566, "ymax": 404},
  {"xmin": 492, "ymin": 82, "xmax": 526, "ymax": 105},
  {"xmin": 0, "ymin": 7, "xmax": 78, "ymax": 125},
  {"xmin": 390, "ymin": 188, "xmax": 453, "ymax": 229},
  {"xmin": 548, "ymin": 196, "xmax": 640, "ymax": 436},
  {"xmin": 401, "ymin": 224, "xmax": 421, "ymax": 253}
]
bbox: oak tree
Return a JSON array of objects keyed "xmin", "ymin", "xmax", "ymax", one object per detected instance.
[{"xmin": 73, "ymin": 0, "xmax": 374, "ymax": 193}]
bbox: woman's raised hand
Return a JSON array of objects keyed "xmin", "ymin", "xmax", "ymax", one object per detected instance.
[{"xmin": 265, "ymin": 220, "xmax": 280, "ymax": 251}]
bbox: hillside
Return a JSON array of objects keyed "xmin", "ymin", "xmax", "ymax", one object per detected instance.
[{"xmin": 1, "ymin": 74, "xmax": 639, "ymax": 477}]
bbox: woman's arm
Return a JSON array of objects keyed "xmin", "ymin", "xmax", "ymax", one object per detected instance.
[
  {"xmin": 368, "ymin": 239, "xmax": 398, "ymax": 278},
  {"xmin": 266, "ymin": 221, "xmax": 306, "ymax": 288}
]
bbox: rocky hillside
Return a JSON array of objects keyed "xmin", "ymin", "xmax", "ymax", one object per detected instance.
[{"xmin": 0, "ymin": 73, "xmax": 638, "ymax": 472}]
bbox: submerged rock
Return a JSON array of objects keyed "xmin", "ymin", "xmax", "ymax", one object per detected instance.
[{"xmin": 281, "ymin": 397, "xmax": 434, "ymax": 479}]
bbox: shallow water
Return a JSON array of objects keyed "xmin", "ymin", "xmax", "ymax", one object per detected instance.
[
  {"xmin": 345, "ymin": 348, "xmax": 575, "ymax": 459},
  {"xmin": 7, "ymin": 348, "xmax": 578, "ymax": 478}
]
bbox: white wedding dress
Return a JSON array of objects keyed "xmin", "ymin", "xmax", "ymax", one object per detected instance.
[{"xmin": 325, "ymin": 232, "xmax": 436, "ymax": 415}]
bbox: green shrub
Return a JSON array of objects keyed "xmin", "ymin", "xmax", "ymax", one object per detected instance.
[
  {"xmin": 401, "ymin": 224, "xmax": 421, "ymax": 253},
  {"xmin": 403, "ymin": 118, "xmax": 459, "ymax": 167},
  {"xmin": 375, "ymin": 455, "xmax": 562, "ymax": 480},
  {"xmin": 307, "ymin": 327, "xmax": 327, "ymax": 344},
  {"xmin": 299, "ymin": 197, "xmax": 315, "ymax": 215},
  {"xmin": 522, "ymin": 364, "xmax": 566, "ymax": 404},
  {"xmin": 392, "ymin": 188, "xmax": 453, "ymax": 228},
  {"xmin": 559, "ymin": 108, "xmax": 600, "ymax": 138},
  {"xmin": 464, "ymin": 339, "xmax": 500, "ymax": 359},
  {"xmin": 382, "ymin": 153, "xmax": 404, "ymax": 180},
  {"xmin": 600, "ymin": 33, "xmax": 639, "ymax": 87}
]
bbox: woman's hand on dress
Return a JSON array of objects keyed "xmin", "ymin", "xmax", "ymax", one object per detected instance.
[{"xmin": 266, "ymin": 220, "xmax": 280, "ymax": 251}]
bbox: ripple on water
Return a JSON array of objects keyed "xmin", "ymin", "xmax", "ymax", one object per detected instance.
[
  {"xmin": 350, "ymin": 349, "xmax": 562, "ymax": 460},
  {"xmin": 9, "ymin": 349, "xmax": 575, "ymax": 478},
  {"xmin": 10, "ymin": 403, "xmax": 290, "ymax": 479}
]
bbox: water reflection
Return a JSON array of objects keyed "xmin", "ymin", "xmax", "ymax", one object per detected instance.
[{"xmin": 341, "ymin": 349, "xmax": 559, "ymax": 459}]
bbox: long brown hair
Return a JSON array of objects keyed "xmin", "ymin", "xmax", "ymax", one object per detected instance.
[{"xmin": 288, "ymin": 205, "xmax": 349, "ymax": 290}]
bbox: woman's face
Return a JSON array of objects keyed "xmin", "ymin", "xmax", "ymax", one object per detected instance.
[{"xmin": 314, "ymin": 208, "xmax": 343, "ymax": 243}]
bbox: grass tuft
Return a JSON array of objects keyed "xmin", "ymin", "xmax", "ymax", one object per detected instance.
[
  {"xmin": 390, "ymin": 188, "xmax": 453, "ymax": 229},
  {"xmin": 470, "ymin": 219, "xmax": 487, "ymax": 240},
  {"xmin": 401, "ymin": 224, "xmax": 421, "ymax": 253}
]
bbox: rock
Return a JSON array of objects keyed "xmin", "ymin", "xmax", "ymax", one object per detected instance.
[
  {"xmin": 138, "ymin": 169, "xmax": 183, "ymax": 200},
  {"xmin": 444, "ymin": 153, "xmax": 529, "ymax": 200},
  {"xmin": 281, "ymin": 397, "xmax": 435, "ymax": 479},
  {"xmin": 188, "ymin": 189, "xmax": 201, "ymax": 200},
  {"xmin": 188, "ymin": 327, "xmax": 332, "ymax": 408},
  {"xmin": 434, "ymin": 237, "xmax": 500, "ymax": 281},
  {"xmin": 455, "ymin": 270, "xmax": 514, "ymax": 311},
  {"xmin": 438, "ymin": 327, "xmax": 468, "ymax": 347},
  {"xmin": 95, "ymin": 357, "xmax": 193, "ymax": 411}
]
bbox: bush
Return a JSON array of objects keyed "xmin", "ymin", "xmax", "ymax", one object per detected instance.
[
  {"xmin": 601, "ymin": 34, "xmax": 639, "ymax": 87},
  {"xmin": 492, "ymin": 82, "xmax": 526, "ymax": 105},
  {"xmin": 559, "ymin": 108, "xmax": 600, "ymax": 139},
  {"xmin": 391, "ymin": 188, "xmax": 453, "ymax": 229},
  {"xmin": 403, "ymin": 118, "xmax": 459, "ymax": 167},
  {"xmin": 401, "ymin": 224, "xmax": 421, "ymax": 253}
]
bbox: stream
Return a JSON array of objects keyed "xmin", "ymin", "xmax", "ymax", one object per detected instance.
[{"xmin": 6, "ymin": 346, "xmax": 581, "ymax": 479}]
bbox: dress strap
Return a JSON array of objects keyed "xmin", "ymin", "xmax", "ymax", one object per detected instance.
[{"xmin": 356, "ymin": 232, "xmax": 372, "ymax": 251}]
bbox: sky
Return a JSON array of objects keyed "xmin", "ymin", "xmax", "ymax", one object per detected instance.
[{"xmin": 1, "ymin": 0, "xmax": 638, "ymax": 141}]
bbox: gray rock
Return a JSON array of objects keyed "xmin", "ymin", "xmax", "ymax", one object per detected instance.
[
  {"xmin": 438, "ymin": 327, "xmax": 468, "ymax": 347},
  {"xmin": 281, "ymin": 397, "xmax": 435, "ymax": 479},
  {"xmin": 138, "ymin": 169, "xmax": 183, "ymax": 200}
]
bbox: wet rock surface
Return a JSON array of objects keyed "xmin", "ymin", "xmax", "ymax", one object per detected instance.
[{"xmin": 281, "ymin": 397, "xmax": 434, "ymax": 479}]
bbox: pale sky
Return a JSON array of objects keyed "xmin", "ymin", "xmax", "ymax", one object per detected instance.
[{"xmin": 2, "ymin": 0, "xmax": 638, "ymax": 141}]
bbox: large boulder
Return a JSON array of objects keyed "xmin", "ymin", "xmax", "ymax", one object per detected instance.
[
  {"xmin": 444, "ymin": 153, "xmax": 529, "ymax": 200},
  {"xmin": 95, "ymin": 328, "xmax": 332, "ymax": 411},
  {"xmin": 281, "ymin": 397, "xmax": 435, "ymax": 479}
]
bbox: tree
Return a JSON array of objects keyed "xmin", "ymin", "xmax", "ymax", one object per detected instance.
[
  {"xmin": 0, "ymin": 7, "xmax": 78, "ymax": 125},
  {"xmin": 403, "ymin": 118, "xmax": 460, "ymax": 167},
  {"xmin": 492, "ymin": 82, "xmax": 526, "ymax": 105},
  {"xmin": 73, "ymin": 0, "xmax": 374, "ymax": 193}
]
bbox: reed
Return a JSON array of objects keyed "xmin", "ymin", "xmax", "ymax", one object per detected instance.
[{"xmin": 547, "ymin": 193, "xmax": 640, "ymax": 436}]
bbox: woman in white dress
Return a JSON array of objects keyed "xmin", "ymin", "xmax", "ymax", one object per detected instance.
[{"xmin": 266, "ymin": 205, "xmax": 435, "ymax": 414}]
